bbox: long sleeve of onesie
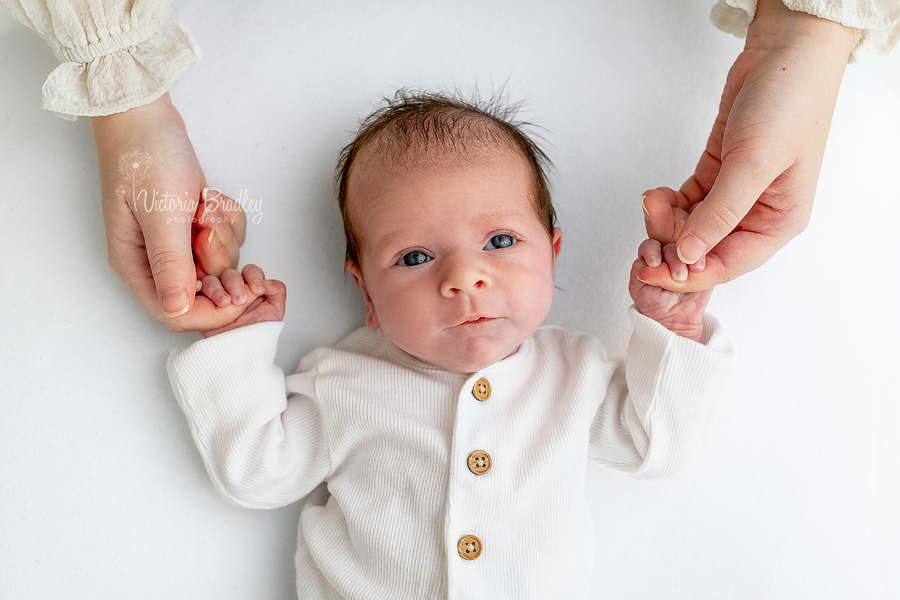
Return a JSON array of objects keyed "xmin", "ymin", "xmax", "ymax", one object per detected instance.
[
  {"xmin": 167, "ymin": 321, "xmax": 330, "ymax": 509},
  {"xmin": 711, "ymin": 0, "xmax": 900, "ymax": 57},
  {"xmin": 587, "ymin": 308, "xmax": 737, "ymax": 479},
  {"xmin": 0, "ymin": 0, "xmax": 200, "ymax": 119}
]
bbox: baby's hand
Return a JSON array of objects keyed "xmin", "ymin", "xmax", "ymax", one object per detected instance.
[
  {"xmin": 186, "ymin": 194, "xmax": 286, "ymax": 337},
  {"xmin": 195, "ymin": 265, "xmax": 287, "ymax": 337},
  {"xmin": 629, "ymin": 239, "xmax": 713, "ymax": 344},
  {"xmin": 639, "ymin": 187, "xmax": 716, "ymax": 290}
]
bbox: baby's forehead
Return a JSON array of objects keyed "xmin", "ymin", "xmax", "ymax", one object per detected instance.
[{"xmin": 346, "ymin": 141, "xmax": 532, "ymax": 212}]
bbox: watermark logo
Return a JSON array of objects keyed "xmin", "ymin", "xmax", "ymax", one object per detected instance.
[{"xmin": 116, "ymin": 148, "xmax": 265, "ymax": 225}]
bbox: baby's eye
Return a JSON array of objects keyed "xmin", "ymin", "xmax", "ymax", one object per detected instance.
[
  {"xmin": 483, "ymin": 234, "xmax": 517, "ymax": 250},
  {"xmin": 398, "ymin": 250, "xmax": 432, "ymax": 266}
]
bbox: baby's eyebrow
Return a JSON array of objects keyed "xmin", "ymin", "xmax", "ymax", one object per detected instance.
[
  {"xmin": 473, "ymin": 209, "xmax": 527, "ymax": 222},
  {"xmin": 373, "ymin": 208, "xmax": 531, "ymax": 250}
]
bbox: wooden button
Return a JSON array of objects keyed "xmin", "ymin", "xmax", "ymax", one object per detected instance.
[
  {"xmin": 467, "ymin": 450, "xmax": 492, "ymax": 475},
  {"xmin": 457, "ymin": 535, "xmax": 483, "ymax": 560},
  {"xmin": 472, "ymin": 377, "xmax": 491, "ymax": 401}
]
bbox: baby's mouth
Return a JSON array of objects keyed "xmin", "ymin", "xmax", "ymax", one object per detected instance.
[{"xmin": 455, "ymin": 316, "xmax": 498, "ymax": 327}]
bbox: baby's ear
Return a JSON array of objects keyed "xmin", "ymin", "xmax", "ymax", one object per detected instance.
[
  {"xmin": 551, "ymin": 227, "xmax": 562, "ymax": 266},
  {"xmin": 346, "ymin": 260, "xmax": 379, "ymax": 329}
]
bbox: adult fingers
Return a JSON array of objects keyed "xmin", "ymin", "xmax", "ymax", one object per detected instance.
[
  {"xmin": 136, "ymin": 206, "xmax": 197, "ymax": 318},
  {"xmin": 675, "ymin": 156, "xmax": 774, "ymax": 265},
  {"xmin": 638, "ymin": 238, "xmax": 661, "ymax": 268},
  {"xmin": 642, "ymin": 190, "xmax": 676, "ymax": 243},
  {"xmin": 638, "ymin": 228, "xmax": 773, "ymax": 292},
  {"xmin": 642, "ymin": 188, "xmax": 692, "ymax": 244},
  {"xmin": 662, "ymin": 243, "xmax": 688, "ymax": 283},
  {"xmin": 194, "ymin": 228, "xmax": 233, "ymax": 278},
  {"xmin": 196, "ymin": 188, "xmax": 242, "ymax": 269},
  {"xmin": 201, "ymin": 187, "xmax": 247, "ymax": 248}
]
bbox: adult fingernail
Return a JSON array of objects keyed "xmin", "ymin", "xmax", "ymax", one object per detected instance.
[
  {"xmin": 207, "ymin": 229, "xmax": 222, "ymax": 252},
  {"xmin": 163, "ymin": 290, "xmax": 190, "ymax": 317},
  {"xmin": 677, "ymin": 234, "xmax": 707, "ymax": 264},
  {"xmin": 642, "ymin": 195, "xmax": 650, "ymax": 222}
]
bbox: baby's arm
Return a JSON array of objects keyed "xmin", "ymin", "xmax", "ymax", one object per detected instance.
[{"xmin": 185, "ymin": 196, "xmax": 287, "ymax": 337}]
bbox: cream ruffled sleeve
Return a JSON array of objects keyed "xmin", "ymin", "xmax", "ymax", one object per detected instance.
[
  {"xmin": 711, "ymin": 0, "xmax": 900, "ymax": 58},
  {"xmin": 1, "ymin": 0, "xmax": 200, "ymax": 120}
]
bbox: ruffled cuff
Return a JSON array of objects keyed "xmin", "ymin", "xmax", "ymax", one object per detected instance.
[
  {"xmin": 710, "ymin": 0, "xmax": 900, "ymax": 59},
  {"xmin": 44, "ymin": 20, "xmax": 200, "ymax": 120},
  {"xmin": 1, "ymin": 0, "xmax": 200, "ymax": 120}
]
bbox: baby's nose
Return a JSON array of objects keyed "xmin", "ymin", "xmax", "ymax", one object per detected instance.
[{"xmin": 440, "ymin": 257, "xmax": 490, "ymax": 297}]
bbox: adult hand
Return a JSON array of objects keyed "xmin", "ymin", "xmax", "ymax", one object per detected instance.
[
  {"xmin": 92, "ymin": 93, "xmax": 246, "ymax": 332},
  {"xmin": 639, "ymin": 0, "xmax": 855, "ymax": 291}
]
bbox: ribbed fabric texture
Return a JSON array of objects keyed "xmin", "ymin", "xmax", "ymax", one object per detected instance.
[
  {"xmin": 167, "ymin": 308, "xmax": 736, "ymax": 599},
  {"xmin": 711, "ymin": 0, "xmax": 900, "ymax": 57}
]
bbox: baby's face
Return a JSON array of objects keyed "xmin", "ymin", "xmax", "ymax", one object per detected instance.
[{"xmin": 347, "ymin": 150, "xmax": 562, "ymax": 373}]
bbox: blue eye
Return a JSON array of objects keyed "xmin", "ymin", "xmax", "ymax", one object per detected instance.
[
  {"xmin": 484, "ymin": 234, "xmax": 516, "ymax": 250},
  {"xmin": 398, "ymin": 250, "xmax": 432, "ymax": 266}
]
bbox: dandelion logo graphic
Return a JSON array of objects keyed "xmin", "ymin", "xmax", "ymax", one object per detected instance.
[{"xmin": 118, "ymin": 148, "xmax": 154, "ymax": 211}]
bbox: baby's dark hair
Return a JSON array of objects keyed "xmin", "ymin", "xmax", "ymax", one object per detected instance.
[{"xmin": 336, "ymin": 89, "xmax": 556, "ymax": 268}]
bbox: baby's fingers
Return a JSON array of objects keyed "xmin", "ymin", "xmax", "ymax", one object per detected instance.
[
  {"xmin": 241, "ymin": 264, "xmax": 267, "ymax": 296},
  {"xmin": 201, "ymin": 274, "xmax": 231, "ymax": 307},
  {"xmin": 220, "ymin": 269, "xmax": 249, "ymax": 305}
]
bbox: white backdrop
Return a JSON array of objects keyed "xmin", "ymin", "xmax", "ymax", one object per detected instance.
[{"xmin": 1, "ymin": 2, "xmax": 898, "ymax": 599}]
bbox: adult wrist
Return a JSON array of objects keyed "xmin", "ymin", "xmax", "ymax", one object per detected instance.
[{"xmin": 749, "ymin": 0, "xmax": 856, "ymax": 58}]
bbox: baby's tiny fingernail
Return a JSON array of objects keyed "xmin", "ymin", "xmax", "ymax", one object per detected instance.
[
  {"xmin": 252, "ymin": 283, "xmax": 265, "ymax": 295},
  {"xmin": 217, "ymin": 294, "xmax": 230, "ymax": 306},
  {"xmin": 196, "ymin": 280, "xmax": 202, "ymax": 292},
  {"xmin": 672, "ymin": 269, "xmax": 687, "ymax": 282},
  {"xmin": 207, "ymin": 229, "xmax": 223, "ymax": 252},
  {"xmin": 642, "ymin": 195, "xmax": 650, "ymax": 222},
  {"xmin": 648, "ymin": 256, "xmax": 661, "ymax": 268}
]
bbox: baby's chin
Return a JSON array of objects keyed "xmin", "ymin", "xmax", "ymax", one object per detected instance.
[{"xmin": 405, "ymin": 340, "xmax": 525, "ymax": 374}]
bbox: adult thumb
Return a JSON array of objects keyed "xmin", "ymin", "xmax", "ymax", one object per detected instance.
[
  {"xmin": 676, "ymin": 158, "xmax": 772, "ymax": 264},
  {"xmin": 142, "ymin": 217, "xmax": 197, "ymax": 318}
]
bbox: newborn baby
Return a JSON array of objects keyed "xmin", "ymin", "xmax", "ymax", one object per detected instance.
[{"xmin": 168, "ymin": 91, "xmax": 735, "ymax": 599}]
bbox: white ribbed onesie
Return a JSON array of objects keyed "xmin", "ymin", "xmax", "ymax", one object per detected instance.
[{"xmin": 168, "ymin": 307, "xmax": 736, "ymax": 599}]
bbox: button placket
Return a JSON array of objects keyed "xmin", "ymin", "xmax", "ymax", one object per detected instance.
[{"xmin": 450, "ymin": 374, "xmax": 496, "ymax": 567}]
